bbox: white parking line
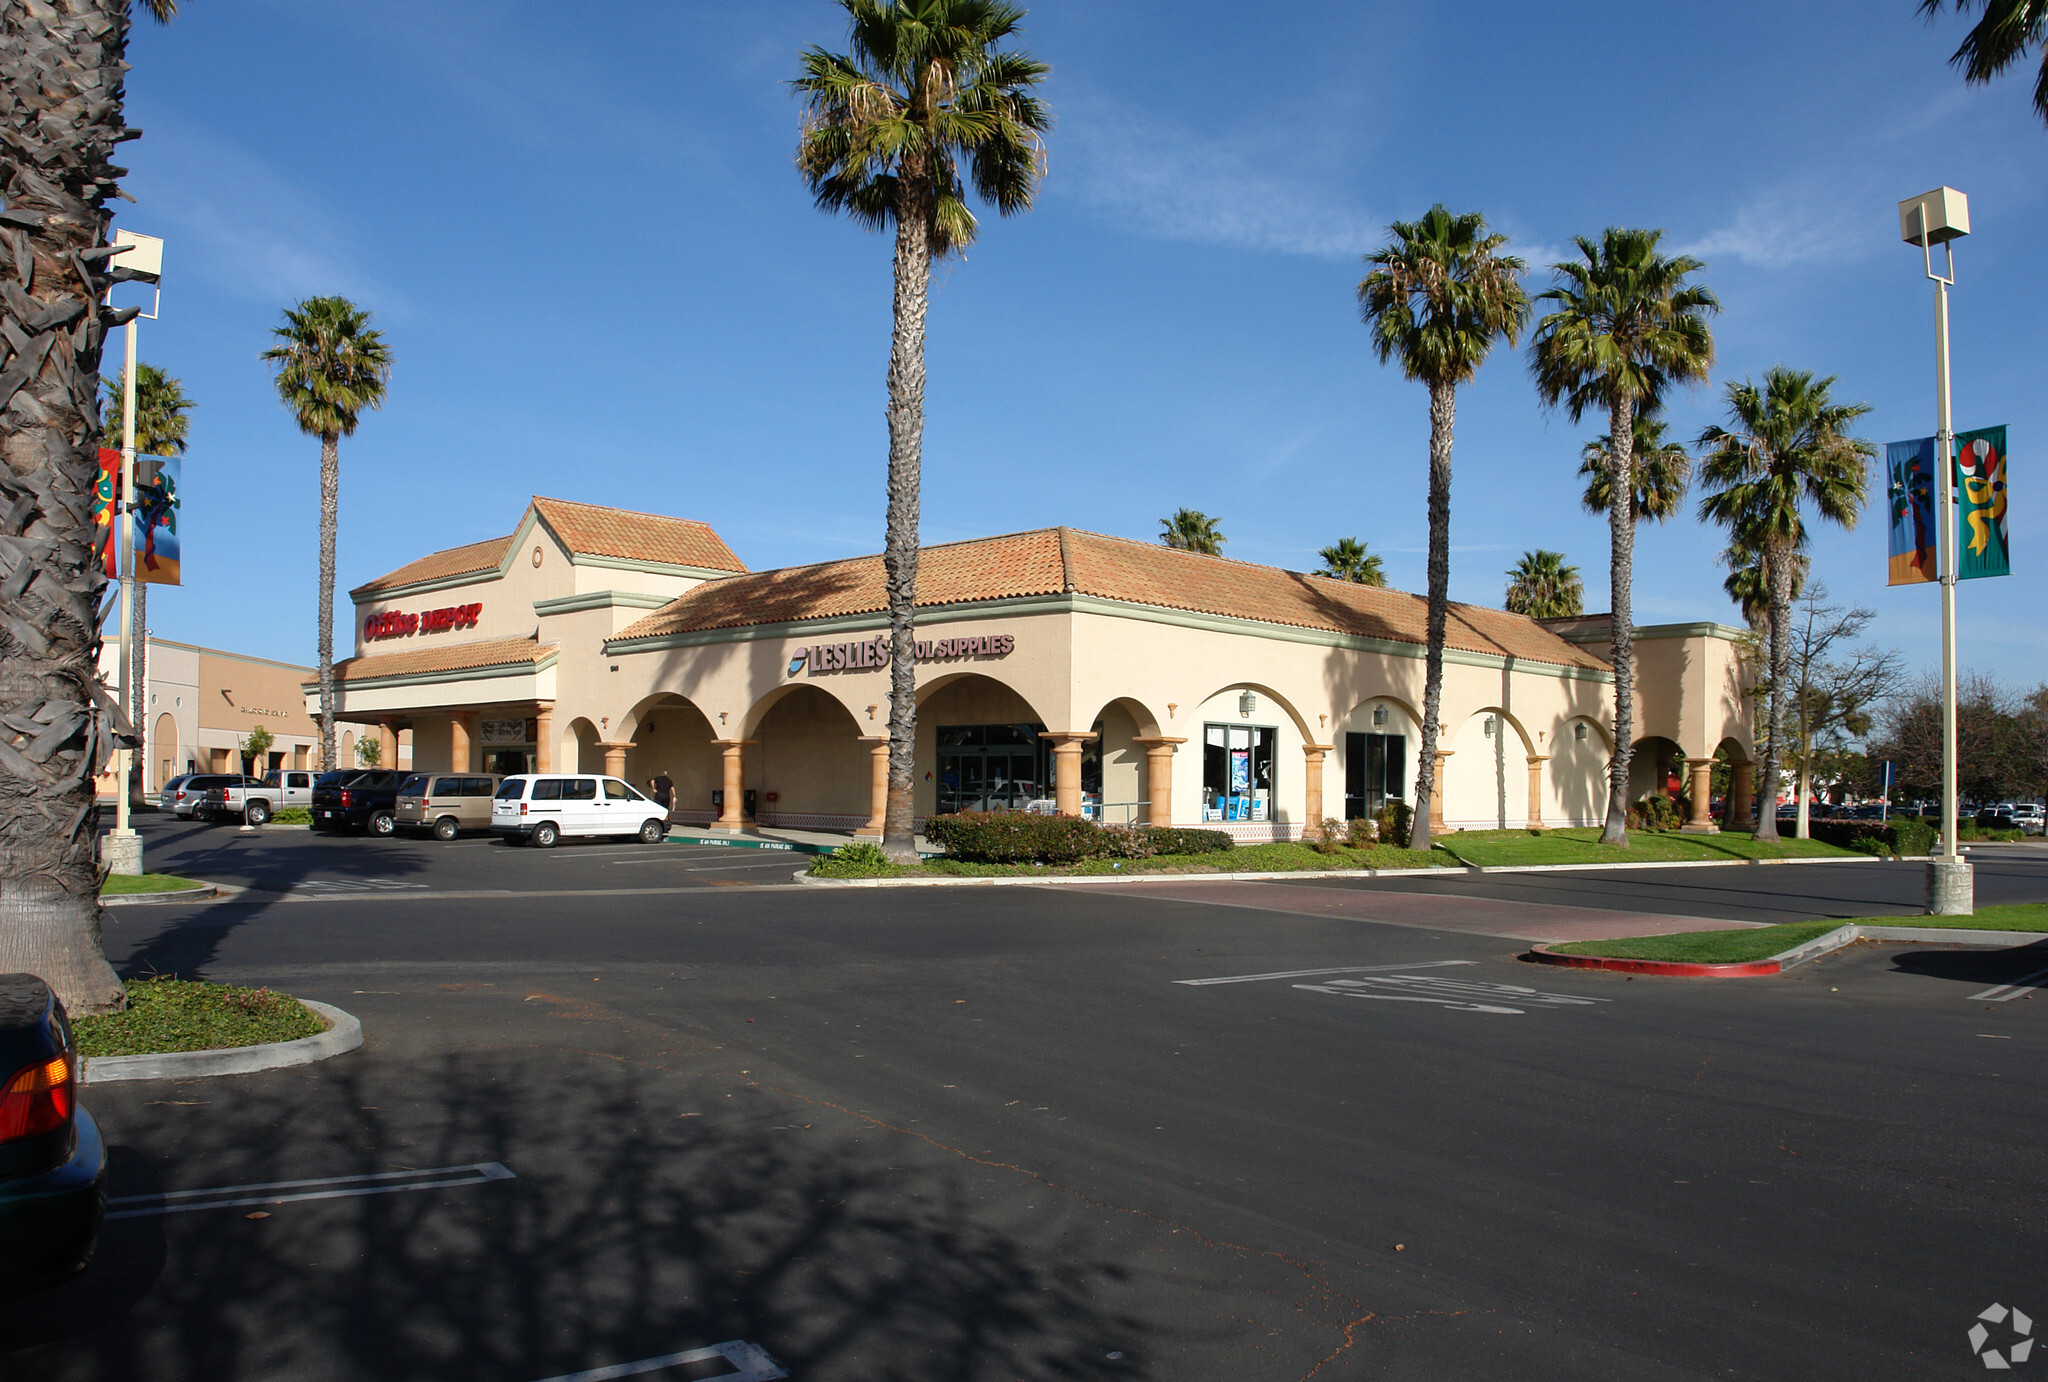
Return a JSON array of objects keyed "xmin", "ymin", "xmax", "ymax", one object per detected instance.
[
  {"xmin": 1967, "ymin": 964, "xmax": 2048, "ymax": 1002},
  {"xmin": 105, "ymin": 1161, "xmax": 515, "ymax": 1219},
  {"xmin": 1175, "ymin": 960, "xmax": 1478, "ymax": 986},
  {"xmin": 287, "ymin": 878, "xmax": 432, "ymax": 893},
  {"xmin": 1294, "ymin": 974, "xmax": 1611, "ymax": 1015},
  {"xmin": 531, "ymin": 1340, "xmax": 786, "ymax": 1382}
]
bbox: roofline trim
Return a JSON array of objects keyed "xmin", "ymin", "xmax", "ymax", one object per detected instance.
[
  {"xmin": 533, "ymin": 590, "xmax": 677, "ymax": 618},
  {"xmin": 1551, "ymin": 620, "xmax": 1752, "ymax": 646},
  {"xmin": 305, "ymin": 649, "xmax": 560, "ymax": 694},
  {"xmin": 604, "ymin": 592, "xmax": 1614, "ymax": 681}
]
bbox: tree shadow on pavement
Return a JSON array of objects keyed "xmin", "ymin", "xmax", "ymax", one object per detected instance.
[
  {"xmin": 1885, "ymin": 937, "xmax": 2048, "ymax": 989},
  {"xmin": 1, "ymin": 1046, "xmax": 1149, "ymax": 1382}
]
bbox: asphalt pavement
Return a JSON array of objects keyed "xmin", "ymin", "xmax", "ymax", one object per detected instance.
[{"xmin": 5, "ymin": 833, "xmax": 2046, "ymax": 1379}]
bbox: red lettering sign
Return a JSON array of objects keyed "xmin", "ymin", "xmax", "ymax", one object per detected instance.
[{"xmin": 364, "ymin": 602, "xmax": 482, "ymax": 641}]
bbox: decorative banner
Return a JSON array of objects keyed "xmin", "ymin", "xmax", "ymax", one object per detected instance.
[
  {"xmin": 1954, "ymin": 425, "xmax": 2009, "ymax": 581},
  {"xmin": 91, "ymin": 446, "xmax": 120, "ymax": 578},
  {"xmin": 129, "ymin": 453, "xmax": 180, "ymax": 586},
  {"xmin": 1885, "ymin": 437, "xmax": 1937, "ymax": 586}
]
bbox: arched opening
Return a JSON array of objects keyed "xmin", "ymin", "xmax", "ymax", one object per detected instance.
[
  {"xmin": 1546, "ymin": 716, "xmax": 1610, "ymax": 828},
  {"xmin": 1085, "ymin": 697, "xmax": 1163, "ymax": 824},
  {"xmin": 746, "ymin": 684, "xmax": 870, "ymax": 829},
  {"xmin": 1332, "ymin": 696, "xmax": 1420, "ymax": 822},
  {"xmin": 916, "ymin": 673, "xmax": 1052, "ymax": 821},
  {"xmin": 623, "ymin": 694, "xmax": 720, "ymax": 825},
  {"xmin": 1444, "ymin": 708, "xmax": 1534, "ymax": 830},
  {"xmin": 1186, "ymin": 683, "xmax": 1313, "ymax": 835},
  {"xmin": 1630, "ymin": 736, "xmax": 1688, "ymax": 808},
  {"xmin": 1712, "ymin": 736, "xmax": 1753, "ymax": 830},
  {"xmin": 565, "ymin": 716, "xmax": 603, "ymax": 775},
  {"xmin": 339, "ymin": 729, "xmax": 357, "ymax": 770},
  {"xmin": 152, "ymin": 712, "xmax": 178, "ymax": 794}
]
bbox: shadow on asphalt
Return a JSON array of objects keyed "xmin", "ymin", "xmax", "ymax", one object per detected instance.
[
  {"xmin": 0, "ymin": 1050, "xmax": 1147, "ymax": 1382},
  {"xmin": 1885, "ymin": 937, "xmax": 2048, "ymax": 989}
]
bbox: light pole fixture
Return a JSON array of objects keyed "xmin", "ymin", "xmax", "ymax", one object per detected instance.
[
  {"xmin": 1897, "ymin": 186, "xmax": 1971, "ymax": 915},
  {"xmin": 103, "ymin": 229, "xmax": 163, "ymax": 874}
]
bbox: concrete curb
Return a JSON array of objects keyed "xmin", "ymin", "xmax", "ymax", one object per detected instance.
[
  {"xmin": 1528, "ymin": 922, "xmax": 2047, "ymax": 978},
  {"xmin": 99, "ymin": 883, "xmax": 219, "ymax": 907},
  {"xmin": 81, "ymin": 1000, "xmax": 362, "ymax": 1084}
]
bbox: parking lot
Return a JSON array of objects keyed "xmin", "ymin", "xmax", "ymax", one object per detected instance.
[{"xmin": 7, "ymin": 831, "xmax": 2047, "ymax": 1379}]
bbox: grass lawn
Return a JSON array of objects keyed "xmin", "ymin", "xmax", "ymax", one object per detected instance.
[
  {"xmin": 74, "ymin": 978, "xmax": 326, "ymax": 1057},
  {"xmin": 1548, "ymin": 903, "xmax": 2048, "ymax": 964},
  {"xmin": 1440, "ymin": 827, "xmax": 1859, "ymax": 868},
  {"xmin": 99, "ymin": 872, "xmax": 206, "ymax": 895},
  {"xmin": 812, "ymin": 840, "xmax": 1452, "ymax": 880}
]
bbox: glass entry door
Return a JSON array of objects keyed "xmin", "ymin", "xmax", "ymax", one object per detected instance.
[
  {"xmin": 935, "ymin": 723, "xmax": 1047, "ymax": 814},
  {"xmin": 1344, "ymin": 732, "xmax": 1406, "ymax": 819}
]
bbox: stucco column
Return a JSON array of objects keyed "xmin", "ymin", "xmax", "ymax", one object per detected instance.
[
  {"xmin": 1302, "ymin": 743, "xmax": 1335, "ymax": 837},
  {"xmin": 857, "ymin": 736, "xmax": 889, "ymax": 838},
  {"xmin": 600, "ymin": 741, "xmax": 631, "ymax": 779},
  {"xmin": 1430, "ymin": 750, "xmax": 1454, "ymax": 830},
  {"xmin": 534, "ymin": 703, "xmax": 554, "ymax": 774},
  {"xmin": 1039, "ymin": 732, "xmax": 1097, "ymax": 818},
  {"xmin": 377, "ymin": 722, "xmax": 399, "ymax": 772},
  {"xmin": 711, "ymin": 739, "xmax": 755, "ymax": 831},
  {"xmin": 1730, "ymin": 760, "xmax": 1754, "ymax": 830},
  {"xmin": 1526, "ymin": 755, "xmax": 1548, "ymax": 829},
  {"xmin": 449, "ymin": 713, "xmax": 473, "ymax": 774},
  {"xmin": 1132, "ymin": 736, "xmax": 1186, "ymax": 827},
  {"xmin": 1684, "ymin": 757, "xmax": 1720, "ymax": 833}
]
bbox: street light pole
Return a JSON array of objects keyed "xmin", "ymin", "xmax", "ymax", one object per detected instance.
[
  {"xmin": 1898, "ymin": 188, "xmax": 1971, "ymax": 915},
  {"xmin": 103, "ymin": 230, "xmax": 162, "ymax": 877}
]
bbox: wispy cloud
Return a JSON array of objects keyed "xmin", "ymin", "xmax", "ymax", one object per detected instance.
[
  {"xmin": 1676, "ymin": 189, "xmax": 1867, "ymax": 269},
  {"xmin": 1054, "ymin": 94, "xmax": 1381, "ymax": 259}
]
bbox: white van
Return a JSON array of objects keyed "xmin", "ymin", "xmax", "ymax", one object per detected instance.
[{"xmin": 490, "ymin": 774, "xmax": 671, "ymax": 848}]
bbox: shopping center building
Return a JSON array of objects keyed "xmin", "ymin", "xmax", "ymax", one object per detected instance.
[{"xmin": 313, "ymin": 496, "xmax": 1760, "ymax": 838}]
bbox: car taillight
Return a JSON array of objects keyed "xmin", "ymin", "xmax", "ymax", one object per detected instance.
[
  {"xmin": 0, "ymin": 1051, "xmax": 73, "ymax": 1142},
  {"xmin": 520, "ymin": 802, "xmax": 528, "ymax": 815},
  {"xmin": 339, "ymin": 790, "xmax": 353, "ymax": 807}
]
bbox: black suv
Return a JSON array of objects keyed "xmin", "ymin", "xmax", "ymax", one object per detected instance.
[
  {"xmin": 310, "ymin": 769, "xmax": 407, "ymax": 835},
  {"xmin": 0, "ymin": 974, "xmax": 104, "ymax": 1298}
]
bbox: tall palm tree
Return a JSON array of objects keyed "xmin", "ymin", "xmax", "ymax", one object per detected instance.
[
  {"xmin": 794, "ymin": 0, "xmax": 1049, "ymax": 861},
  {"xmin": 1359, "ymin": 205, "xmax": 1529, "ymax": 851},
  {"xmin": 102, "ymin": 362, "xmax": 193, "ymax": 777},
  {"xmin": 1919, "ymin": 0, "xmax": 2048, "ymax": 126},
  {"xmin": 1504, "ymin": 550, "xmax": 1584, "ymax": 618},
  {"xmin": 1160, "ymin": 508, "xmax": 1224, "ymax": 555},
  {"xmin": 1579, "ymin": 409, "xmax": 1692, "ymax": 525},
  {"xmin": 1696, "ymin": 367, "xmax": 1872, "ymax": 841},
  {"xmin": 0, "ymin": 0, "xmax": 182, "ymax": 1015},
  {"xmin": 1316, "ymin": 536, "xmax": 1386, "ymax": 585},
  {"xmin": 262, "ymin": 297, "xmax": 393, "ymax": 773},
  {"xmin": 1719, "ymin": 537, "xmax": 1807, "ymax": 629},
  {"xmin": 1530, "ymin": 228, "xmax": 1717, "ymax": 846}
]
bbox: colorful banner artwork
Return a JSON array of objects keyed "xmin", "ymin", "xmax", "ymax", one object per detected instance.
[
  {"xmin": 91, "ymin": 447, "xmax": 120, "ymax": 578},
  {"xmin": 1886, "ymin": 437, "xmax": 1937, "ymax": 586},
  {"xmin": 1954, "ymin": 425, "xmax": 2008, "ymax": 581}
]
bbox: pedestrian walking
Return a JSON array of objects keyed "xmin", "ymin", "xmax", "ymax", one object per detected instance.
[{"xmin": 650, "ymin": 772, "xmax": 675, "ymax": 821}]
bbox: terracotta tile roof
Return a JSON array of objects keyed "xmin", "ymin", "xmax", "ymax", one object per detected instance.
[
  {"xmin": 612, "ymin": 527, "xmax": 1610, "ymax": 671},
  {"xmin": 531, "ymin": 497, "xmax": 746, "ymax": 573},
  {"xmin": 351, "ymin": 534, "xmax": 513, "ymax": 597},
  {"xmin": 327, "ymin": 635, "xmax": 558, "ymax": 683}
]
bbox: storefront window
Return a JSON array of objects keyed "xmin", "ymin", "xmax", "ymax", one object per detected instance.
[
  {"xmin": 936, "ymin": 723, "xmax": 1047, "ymax": 815},
  {"xmin": 1344, "ymin": 732, "xmax": 1407, "ymax": 820},
  {"xmin": 1203, "ymin": 723, "xmax": 1275, "ymax": 822}
]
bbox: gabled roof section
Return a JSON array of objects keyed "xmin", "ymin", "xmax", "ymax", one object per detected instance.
[
  {"xmin": 351, "ymin": 534, "xmax": 514, "ymax": 598},
  {"xmin": 529, "ymin": 497, "xmax": 746, "ymax": 574},
  {"xmin": 322, "ymin": 635, "xmax": 559, "ymax": 685},
  {"xmin": 610, "ymin": 527, "xmax": 1611, "ymax": 671}
]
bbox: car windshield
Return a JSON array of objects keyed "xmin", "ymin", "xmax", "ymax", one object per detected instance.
[{"xmin": 398, "ymin": 774, "xmax": 430, "ymax": 796}]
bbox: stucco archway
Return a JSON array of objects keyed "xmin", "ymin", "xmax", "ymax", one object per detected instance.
[
  {"xmin": 622, "ymin": 694, "xmax": 720, "ymax": 824},
  {"xmin": 152, "ymin": 712, "xmax": 178, "ymax": 793}
]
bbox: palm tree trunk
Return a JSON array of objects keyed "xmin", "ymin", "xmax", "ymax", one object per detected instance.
[
  {"xmin": 1407, "ymin": 381, "xmax": 1455, "ymax": 852},
  {"xmin": 1600, "ymin": 395, "xmax": 1638, "ymax": 847},
  {"xmin": 879, "ymin": 164, "xmax": 931, "ymax": 863},
  {"xmin": 0, "ymin": 0, "xmax": 136, "ymax": 1014},
  {"xmin": 317, "ymin": 432, "xmax": 339, "ymax": 771},
  {"xmin": 1752, "ymin": 546, "xmax": 1793, "ymax": 842}
]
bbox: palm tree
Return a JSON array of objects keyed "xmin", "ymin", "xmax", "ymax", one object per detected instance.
[
  {"xmin": 1504, "ymin": 550, "xmax": 1584, "ymax": 618},
  {"xmin": 1530, "ymin": 229, "xmax": 1717, "ymax": 846},
  {"xmin": 0, "ymin": 0, "xmax": 181, "ymax": 1015},
  {"xmin": 262, "ymin": 297, "xmax": 393, "ymax": 773},
  {"xmin": 1359, "ymin": 205, "xmax": 1529, "ymax": 851},
  {"xmin": 1696, "ymin": 367, "xmax": 1873, "ymax": 841},
  {"xmin": 103, "ymin": 363, "xmax": 194, "ymax": 780},
  {"xmin": 794, "ymin": 0, "xmax": 1050, "ymax": 861},
  {"xmin": 1315, "ymin": 536, "xmax": 1386, "ymax": 585},
  {"xmin": 1579, "ymin": 409, "xmax": 1692, "ymax": 525},
  {"xmin": 1160, "ymin": 509, "xmax": 1224, "ymax": 555},
  {"xmin": 1919, "ymin": 0, "xmax": 2048, "ymax": 126},
  {"xmin": 1719, "ymin": 537, "xmax": 1807, "ymax": 629}
]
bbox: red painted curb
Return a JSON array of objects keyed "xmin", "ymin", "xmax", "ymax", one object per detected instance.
[{"xmin": 1525, "ymin": 944, "xmax": 1781, "ymax": 978}]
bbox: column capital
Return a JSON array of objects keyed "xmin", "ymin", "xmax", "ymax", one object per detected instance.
[
  {"xmin": 1131, "ymin": 736, "xmax": 1188, "ymax": 749},
  {"xmin": 1038, "ymin": 730, "xmax": 1098, "ymax": 745},
  {"xmin": 710, "ymin": 738, "xmax": 759, "ymax": 749},
  {"xmin": 858, "ymin": 735, "xmax": 891, "ymax": 748},
  {"xmin": 1302, "ymin": 742, "xmax": 1335, "ymax": 755},
  {"xmin": 597, "ymin": 740, "xmax": 634, "ymax": 752},
  {"xmin": 1526, "ymin": 754, "xmax": 1550, "ymax": 764}
]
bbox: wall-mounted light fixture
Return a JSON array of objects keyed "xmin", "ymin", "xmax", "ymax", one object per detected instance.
[
  {"xmin": 1239, "ymin": 691, "xmax": 1257, "ymax": 718},
  {"xmin": 1372, "ymin": 705, "xmax": 1388, "ymax": 728},
  {"xmin": 1484, "ymin": 716, "xmax": 1497, "ymax": 738},
  {"xmin": 1574, "ymin": 722, "xmax": 1588, "ymax": 741}
]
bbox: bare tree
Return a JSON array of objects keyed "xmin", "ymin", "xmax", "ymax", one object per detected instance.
[{"xmin": 1777, "ymin": 585, "xmax": 1904, "ymax": 836}]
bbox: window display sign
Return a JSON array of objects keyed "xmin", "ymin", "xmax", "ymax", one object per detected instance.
[
  {"xmin": 480, "ymin": 718, "xmax": 531, "ymax": 745},
  {"xmin": 1204, "ymin": 723, "xmax": 1273, "ymax": 822}
]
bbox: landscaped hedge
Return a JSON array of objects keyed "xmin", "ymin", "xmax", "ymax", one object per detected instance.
[
  {"xmin": 924, "ymin": 812, "xmax": 1234, "ymax": 864},
  {"xmin": 1803, "ymin": 817, "xmax": 1937, "ymax": 857}
]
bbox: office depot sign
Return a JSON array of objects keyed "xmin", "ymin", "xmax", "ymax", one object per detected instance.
[{"xmin": 364, "ymin": 603, "xmax": 481, "ymax": 641}]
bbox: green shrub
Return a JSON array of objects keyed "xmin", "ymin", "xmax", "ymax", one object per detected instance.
[
  {"xmin": 1375, "ymin": 800, "xmax": 1413, "ymax": 845},
  {"xmin": 271, "ymin": 807, "xmax": 311, "ymax": 825},
  {"xmin": 1346, "ymin": 816, "xmax": 1380, "ymax": 848},
  {"xmin": 1803, "ymin": 817, "xmax": 1940, "ymax": 856},
  {"xmin": 1138, "ymin": 825, "xmax": 1233, "ymax": 856},
  {"xmin": 809, "ymin": 839, "xmax": 895, "ymax": 878},
  {"xmin": 1310, "ymin": 819, "xmax": 1346, "ymax": 855},
  {"xmin": 1628, "ymin": 794, "xmax": 1683, "ymax": 832},
  {"xmin": 1890, "ymin": 816, "xmax": 1936, "ymax": 856},
  {"xmin": 924, "ymin": 812, "xmax": 1235, "ymax": 864},
  {"xmin": 1097, "ymin": 823, "xmax": 1159, "ymax": 859}
]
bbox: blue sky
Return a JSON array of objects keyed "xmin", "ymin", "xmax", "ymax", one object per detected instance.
[{"xmin": 114, "ymin": 1, "xmax": 2044, "ymax": 684}]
